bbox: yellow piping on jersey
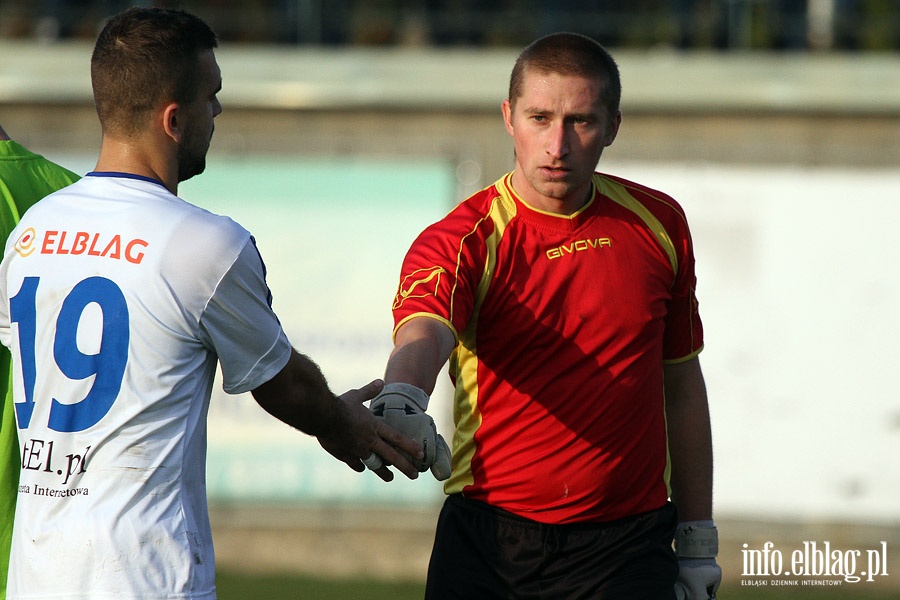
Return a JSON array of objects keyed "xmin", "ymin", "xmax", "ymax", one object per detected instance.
[
  {"xmin": 602, "ymin": 173, "xmax": 704, "ymax": 362},
  {"xmin": 596, "ymin": 174, "xmax": 679, "ymax": 277},
  {"xmin": 663, "ymin": 395, "xmax": 673, "ymax": 499},
  {"xmin": 444, "ymin": 179, "xmax": 517, "ymax": 495},
  {"xmin": 393, "ymin": 312, "xmax": 457, "ymax": 344}
]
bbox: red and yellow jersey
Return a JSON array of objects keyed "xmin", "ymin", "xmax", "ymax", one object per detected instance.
[{"xmin": 392, "ymin": 172, "xmax": 703, "ymax": 525}]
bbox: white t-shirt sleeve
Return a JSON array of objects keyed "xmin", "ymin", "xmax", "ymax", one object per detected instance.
[{"xmin": 199, "ymin": 238, "xmax": 292, "ymax": 394}]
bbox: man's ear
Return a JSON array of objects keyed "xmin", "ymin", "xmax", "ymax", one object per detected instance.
[
  {"xmin": 501, "ymin": 98, "xmax": 514, "ymax": 137},
  {"xmin": 604, "ymin": 110, "xmax": 622, "ymax": 147},
  {"xmin": 161, "ymin": 103, "xmax": 181, "ymax": 143}
]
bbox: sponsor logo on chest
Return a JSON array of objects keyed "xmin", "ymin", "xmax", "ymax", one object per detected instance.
[{"xmin": 545, "ymin": 237, "xmax": 612, "ymax": 261}]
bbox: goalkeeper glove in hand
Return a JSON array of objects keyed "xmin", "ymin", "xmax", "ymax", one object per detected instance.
[
  {"xmin": 674, "ymin": 521, "xmax": 722, "ymax": 600},
  {"xmin": 369, "ymin": 383, "xmax": 451, "ymax": 480}
]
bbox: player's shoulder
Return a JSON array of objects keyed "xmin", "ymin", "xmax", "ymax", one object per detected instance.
[
  {"xmin": 596, "ymin": 172, "xmax": 690, "ymax": 225},
  {"xmin": 29, "ymin": 175, "xmax": 250, "ymax": 250},
  {"xmin": 407, "ymin": 189, "xmax": 495, "ymax": 259},
  {"xmin": 598, "ymin": 172, "xmax": 684, "ymax": 211},
  {"xmin": 432, "ymin": 178, "xmax": 508, "ymax": 230},
  {"xmin": 33, "ymin": 158, "xmax": 79, "ymax": 189},
  {"xmin": 163, "ymin": 198, "xmax": 251, "ymax": 261}
]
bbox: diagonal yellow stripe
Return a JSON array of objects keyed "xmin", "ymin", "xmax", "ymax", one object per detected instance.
[{"xmin": 596, "ymin": 174, "xmax": 678, "ymax": 277}]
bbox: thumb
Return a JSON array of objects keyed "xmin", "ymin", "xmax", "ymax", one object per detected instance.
[
  {"xmin": 430, "ymin": 434, "xmax": 452, "ymax": 481},
  {"xmin": 343, "ymin": 379, "xmax": 384, "ymax": 405}
]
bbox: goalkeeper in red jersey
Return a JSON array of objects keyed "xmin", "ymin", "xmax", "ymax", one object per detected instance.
[{"xmin": 370, "ymin": 33, "xmax": 720, "ymax": 599}]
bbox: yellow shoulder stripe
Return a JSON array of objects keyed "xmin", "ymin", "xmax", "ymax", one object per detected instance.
[{"xmin": 596, "ymin": 174, "xmax": 678, "ymax": 276}]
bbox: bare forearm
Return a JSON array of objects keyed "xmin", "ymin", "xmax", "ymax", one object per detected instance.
[
  {"xmin": 664, "ymin": 357, "xmax": 714, "ymax": 521},
  {"xmin": 251, "ymin": 349, "xmax": 424, "ymax": 481},
  {"xmin": 252, "ymin": 349, "xmax": 343, "ymax": 437},
  {"xmin": 384, "ymin": 317, "xmax": 456, "ymax": 394}
]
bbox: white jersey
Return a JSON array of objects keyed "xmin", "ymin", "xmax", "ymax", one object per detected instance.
[{"xmin": 0, "ymin": 173, "xmax": 292, "ymax": 599}]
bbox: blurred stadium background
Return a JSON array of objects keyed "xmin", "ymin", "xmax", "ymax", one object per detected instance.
[
  {"xmin": 2, "ymin": 1, "xmax": 899, "ymax": 597},
  {"xmin": 2, "ymin": 0, "xmax": 900, "ymax": 50}
]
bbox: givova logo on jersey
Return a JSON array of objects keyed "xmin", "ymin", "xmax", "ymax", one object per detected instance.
[
  {"xmin": 545, "ymin": 236, "xmax": 612, "ymax": 261},
  {"xmin": 14, "ymin": 227, "xmax": 149, "ymax": 264}
]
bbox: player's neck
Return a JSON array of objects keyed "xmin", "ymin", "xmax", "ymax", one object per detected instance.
[
  {"xmin": 95, "ymin": 136, "xmax": 178, "ymax": 195},
  {"xmin": 509, "ymin": 172, "xmax": 592, "ymax": 216}
]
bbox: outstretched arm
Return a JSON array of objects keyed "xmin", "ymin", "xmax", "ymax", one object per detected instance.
[{"xmin": 365, "ymin": 316, "xmax": 456, "ymax": 480}]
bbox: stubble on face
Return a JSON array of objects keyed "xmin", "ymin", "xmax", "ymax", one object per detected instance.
[
  {"xmin": 176, "ymin": 121, "xmax": 210, "ymax": 183},
  {"xmin": 177, "ymin": 50, "xmax": 221, "ymax": 183}
]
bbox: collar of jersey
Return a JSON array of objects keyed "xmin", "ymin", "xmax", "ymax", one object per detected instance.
[
  {"xmin": 499, "ymin": 172, "xmax": 598, "ymax": 229},
  {"xmin": 87, "ymin": 171, "xmax": 167, "ymax": 189}
]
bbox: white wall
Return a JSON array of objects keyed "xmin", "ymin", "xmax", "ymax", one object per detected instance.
[{"xmin": 607, "ymin": 161, "xmax": 900, "ymax": 524}]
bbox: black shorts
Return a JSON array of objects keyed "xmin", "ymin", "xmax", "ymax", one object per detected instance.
[{"xmin": 424, "ymin": 495, "xmax": 678, "ymax": 600}]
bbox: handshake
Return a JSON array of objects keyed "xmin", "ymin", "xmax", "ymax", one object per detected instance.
[{"xmin": 368, "ymin": 383, "xmax": 452, "ymax": 480}]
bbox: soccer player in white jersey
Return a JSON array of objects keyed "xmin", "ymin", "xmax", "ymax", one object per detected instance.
[{"xmin": 0, "ymin": 8, "xmax": 422, "ymax": 600}]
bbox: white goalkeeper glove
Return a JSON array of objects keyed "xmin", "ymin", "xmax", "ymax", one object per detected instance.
[
  {"xmin": 369, "ymin": 383, "xmax": 451, "ymax": 481},
  {"xmin": 674, "ymin": 521, "xmax": 722, "ymax": 600}
]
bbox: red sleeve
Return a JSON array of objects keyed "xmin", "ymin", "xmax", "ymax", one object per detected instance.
[
  {"xmin": 391, "ymin": 188, "xmax": 497, "ymax": 338},
  {"xmin": 663, "ymin": 221, "xmax": 703, "ymax": 362},
  {"xmin": 657, "ymin": 196, "xmax": 703, "ymax": 362}
]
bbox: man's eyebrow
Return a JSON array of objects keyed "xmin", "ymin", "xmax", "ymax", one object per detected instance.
[
  {"xmin": 520, "ymin": 106, "xmax": 599, "ymax": 120},
  {"xmin": 520, "ymin": 105, "xmax": 550, "ymax": 114}
]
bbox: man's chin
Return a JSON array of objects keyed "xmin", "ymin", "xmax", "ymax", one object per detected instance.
[
  {"xmin": 535, "ymin": 180, "xmax": 575, "ymax": 200},
  {"xmin": 178, "ymin": 163, "xmax": 206, "ymax": 183}
]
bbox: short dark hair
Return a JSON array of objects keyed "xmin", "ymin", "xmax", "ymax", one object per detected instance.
[
  {"xmin": 91, "ymin": 7, "xmax": 218, "ymax": 135},
  {"xmin": 508, "ymin": 32, "xmax": 621, "ymax": 125}
]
